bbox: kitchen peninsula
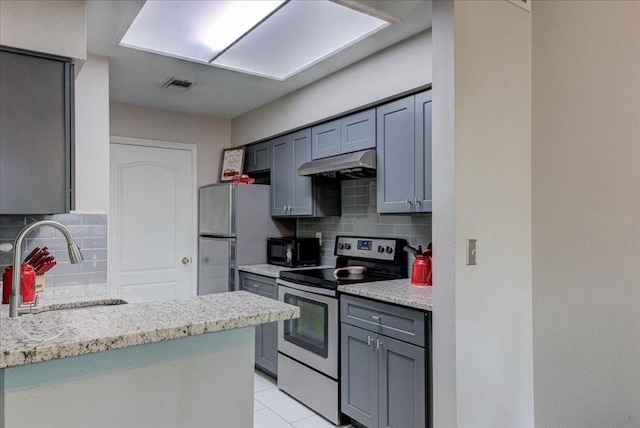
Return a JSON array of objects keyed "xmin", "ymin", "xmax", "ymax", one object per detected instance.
[{"xmin": 0, "ymin": 284, "xmax": 299, "ymax": 428}]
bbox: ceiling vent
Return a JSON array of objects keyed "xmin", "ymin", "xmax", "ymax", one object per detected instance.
[{"xmin": 161, "ymin": 78, "xmax": 195, "ymax": 92}]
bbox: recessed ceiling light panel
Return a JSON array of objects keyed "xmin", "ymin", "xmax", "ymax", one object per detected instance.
[
  {"xmin": 211, "ymin": 1, "xmax": 390, "ymax": 80},
  {"xmin": 120, "ymin": 0, "xmax": 284, "ymax": 63},
  {"xmin": 120, "ymin": 0, "xmax": 390, "ymax": 81}
]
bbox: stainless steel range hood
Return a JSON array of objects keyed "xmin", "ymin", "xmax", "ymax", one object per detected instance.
[{"xmin": 297, "ymin": 149, "xmax": 376, "ymax": 179}]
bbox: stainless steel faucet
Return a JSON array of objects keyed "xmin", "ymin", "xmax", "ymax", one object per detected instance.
[{"xmin": 9, "ymin": 220, "xmax": 83, "ymax": 318}]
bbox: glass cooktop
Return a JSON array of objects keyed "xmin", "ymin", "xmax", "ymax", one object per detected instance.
[{"xmin": 279, "ymin": 268, "xmax": 401, "ymax": 290}]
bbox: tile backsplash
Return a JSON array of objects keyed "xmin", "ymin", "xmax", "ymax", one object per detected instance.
[
  {"xmin": 0, "ymin": 213, "xmax": 107, "ymax": 286},
  {"xmin": 297, "ymin": 179, "xmax": 432, "ymax": 273},
  {"xmin": 0, "ymin": 181, "xmax": 430, "ymax": 286}
]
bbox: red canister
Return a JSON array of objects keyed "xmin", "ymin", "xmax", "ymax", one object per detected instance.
[
  {"xmin": 2, "ymin": 264, "xmax": 36, "ymax": 304},
  {"xmin": 410, "ymin": 247, "xmax": 433, "ymax": 286}
]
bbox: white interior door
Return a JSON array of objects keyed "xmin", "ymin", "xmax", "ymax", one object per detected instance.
[{"xmin": 109, "ymin": 138, "xmax": 197, "ymax": 301}]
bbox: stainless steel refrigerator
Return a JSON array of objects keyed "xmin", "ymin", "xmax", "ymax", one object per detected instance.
[{"xmin": 198, "ymin": 183, "xmax": 291, "ymax": 294}]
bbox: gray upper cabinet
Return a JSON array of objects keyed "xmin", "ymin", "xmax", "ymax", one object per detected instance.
[
  {"xmin": 271, "ymin": 129, "xmax": 312, "ymax": 216},
  {"xmin": 271, "ymin": 128, "xmax": 340, "ymax": 217},
  {"xmin": 376, "ymin": 90, "xmax": 432, "ymax": 214},
  {"xmin": 311, "ymin": 119, "xmax": 340, "ymax": 159},
  {"xmin": 311, "ymin": 109, "xmax": 375, "ymax": 160},
  {"xmin": 0, "ymin": 48, "xmax": 74, "ymax": 214},
  {"xmin": 271, "ymin": 135, "xmax": 294, "ymax": 217},
  {"xmin": 414, "ymin": 91, "xmax": 433, "ymax": 210},
  {"xmin": 244, "ymin": 140, "xmax": 271, "ymax": 173},
  {"xmin": 341, "ymin": 109, "xmax": 376, "ymax": 154},
  {"xmin": 289, "ymin": 129, "xmax": 313, "ymax": 216}
]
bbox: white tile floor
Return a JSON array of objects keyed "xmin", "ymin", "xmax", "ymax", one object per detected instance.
[{"xmin": 253, "ymin": 371, "xmax": 354, "ymax": 428}]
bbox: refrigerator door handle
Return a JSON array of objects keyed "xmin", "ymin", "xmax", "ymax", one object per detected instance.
[{"xmin": 229, "ymin": 239, "xmax": 237, "ymax": 291}]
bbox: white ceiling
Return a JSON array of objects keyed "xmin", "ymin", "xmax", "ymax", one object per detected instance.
[{"xmin": 86, "ymin": 0, "xmax": 432, "ymax": 119}]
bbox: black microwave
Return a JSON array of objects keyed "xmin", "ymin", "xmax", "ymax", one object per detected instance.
[{"xmin": 267, "ymin": 237, "xmax": 321, "ymax": 267}]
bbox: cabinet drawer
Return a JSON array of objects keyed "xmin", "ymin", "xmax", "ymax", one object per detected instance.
[
  {"xmin": 239, "ymin": 272, "xmax": 277, "ymax": 300},
  {"xmin": 340, "ymin": 295, "xmax": 425, "ymax": 347}
]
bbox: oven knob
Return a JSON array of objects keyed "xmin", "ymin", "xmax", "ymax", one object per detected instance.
[
  {"xmin": 385, "ymin": 246, "xmax": 393, "ymax": 253},
  {"xmin": 345, "ymin": 243, "xmax": 351, "ymax": 250},
  {"xmin": 339, "ymin": 243, "xmax": 345, "ymax": 250},
  {"xmin": 378, "ymin": 246, "xmax": 385, "ymax": 253}
]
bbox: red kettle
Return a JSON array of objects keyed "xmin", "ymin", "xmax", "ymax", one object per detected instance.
[{"xmin": 405, "ymin": 244, "xmax": 432, "ymax": 286}]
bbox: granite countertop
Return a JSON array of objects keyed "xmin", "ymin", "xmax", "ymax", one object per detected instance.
[
  {"xmin": 338, "ymin": 279, "xmax": 432, "ymax": 311},
  {"xmin": 241, "ymin": 265, "xmax": 432, "ymax": 311},
  {"xmin": 0, "ymin": 284, "xmax": 299, "ymax": 369},
  {"xmin": 239, "ymin": 264, "xmax": 329, "ymax": 278}
]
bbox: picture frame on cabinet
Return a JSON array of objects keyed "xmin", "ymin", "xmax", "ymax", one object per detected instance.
[{"xmin": 220, "ymin": 147, "xmax": 245, "ymax": 181}]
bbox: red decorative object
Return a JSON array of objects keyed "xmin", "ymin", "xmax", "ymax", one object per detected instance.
[{"xmin": 2, "ymin": 264, "xmax": 36, "ymax": 304}]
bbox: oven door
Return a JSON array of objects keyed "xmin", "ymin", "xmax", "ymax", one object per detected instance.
[{"xmin": 277, "ymin": 279, "xmax": 338, "ymax": 379}]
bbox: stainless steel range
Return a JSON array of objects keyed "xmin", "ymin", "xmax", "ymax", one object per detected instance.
[{"xmin": 277, "ymin": 235, "xmax": 408, "ymax": 425}]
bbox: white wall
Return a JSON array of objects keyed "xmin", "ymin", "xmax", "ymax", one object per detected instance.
[
  {"xmin": 74, "ymin": 54, "xmax": 110, "ymax": 213},
  {"xmin": 432, "ymin": 1, "xmax": 533, "ymax": 426},
  {"xmin": 231, "ymin": 30, "xmax": 432, "ymax": 146},
  {"xmin": 110, "ymin": 103, "xmax": 231, "ymax": 187},
  {"xmin": 455, "ymin": 1, "xmax": 533, "ymax": 425},
  {"xmin": 532, "ymin": 2, "xmax": 640, "ymax": 427},
  {"xmin": 431, "ymin": 1, "xmax": 457, "ymax": 426},
  {"xmin": 0, "ymin": 0, "xmax": 86, "ymax": 62}
]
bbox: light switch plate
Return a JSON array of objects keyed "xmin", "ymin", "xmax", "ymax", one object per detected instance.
[{"xmin": 467, "ymin": 239, "xmax": 477, "ymax": 265}]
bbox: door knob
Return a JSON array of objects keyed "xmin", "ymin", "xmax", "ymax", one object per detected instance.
[{"xmin": 181, "ymin": 257, "xmax": 190, "ymax": 265}]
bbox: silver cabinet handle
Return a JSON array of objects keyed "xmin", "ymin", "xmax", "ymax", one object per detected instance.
[
  {"xmin": 371, "ymin": 315, "xmax": 381, "ymax": 322},
  {"xmin": 283, "ymin": 204, "xmax": 287, "ymax": 212},
  {"xmin": 414, "ymin": 196, "xmax": 420, "ymax": 205},
  {"xmin": 367, "ymin": 336, "xmax": 373, "ymax": 346},
  {"xmin": 181, "ymin": 257, "xmax": 190, "ymax": 265},
  {"xmin": 376, "ymin": 339, "xmax": 383, "ymax": 349},
  {"xmin": 405, "ymin": 197, "xmax": 413, "ymax": 206}
]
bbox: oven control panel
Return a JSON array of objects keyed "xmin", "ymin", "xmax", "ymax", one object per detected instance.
[{"xmin": 334, "ymin": 236, "xmax": 400, "ymax": 261}]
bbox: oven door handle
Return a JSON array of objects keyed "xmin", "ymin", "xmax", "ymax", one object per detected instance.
[{"xmin": 276, "ymin": 279, "xmax": 337, "ymax": 297}]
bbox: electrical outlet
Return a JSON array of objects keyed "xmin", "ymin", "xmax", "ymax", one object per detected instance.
[
  {"xmin": 467, "ymin": 239, "xmax": 477, "ymax": 265},
  {"xmin": 315, "ymin": 232, "xmax": 322, "ymax": 246}
]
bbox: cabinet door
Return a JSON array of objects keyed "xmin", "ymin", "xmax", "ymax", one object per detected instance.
[
  {"xmin": 341, "ymin": 324, "xmax": 379, "ymax": 428},
  {"xmin": 270, "ymin": 136, "xmax": 293, "ymax": 216},
  {"xmin": 341, "ymin": 109, "xmax": 375, "ymax": 154},
  {"xmin": 240, "ymin": 272, "xmax": 279, "ymax": 376},
  {"xmin": 289, "ymin": 128, "xmax": 313, "ymax": 216},
  {"xmin": 414, "ymin": 91, "xmax": 432, "ymax": 212},
  {"xmin": 311, "ymin": 119, "xmax": 340, "ymax": 160},
  {"xmin": 244, "ymin": 141, "xmax": 271, "ymax": 173},
  {"xmin": 0, "ymin": 49, "xmax": 73, "ymax": 214},
  {"xmin": 379, "ymin": 335, "xmax": 426, "ymax": 428},
  {"xmin": 256, "ymin": 320, "xmax": 278, "ymax": 377},
  {"xmin": 376, "ymin": 96, "xmax": 416, "ymax": 214}
]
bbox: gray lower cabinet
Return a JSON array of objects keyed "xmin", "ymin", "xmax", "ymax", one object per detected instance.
[
  {"xmin": 341, "ymin": 295, "xmax": 430, "ymax": 428},
  {"xmin": 376, "ymin": 90, "xmax": 432, "ymax": 214},
  {"xmin": 311, "ymin": 109, "xmax": 375, "ymax": 160},
  {"xmin": 239, "ymin": 272, "xmax": 278, "ymax": 377},
  {"xmin": 244, "ymin": 140, "xmax": 271, "ymax": 173},
  {"xmin": 271, "ymin": 128, "xmax": 340, "ymax": 217},
  {"xmin": 0, "ymin": 48, "xmax": 74, "ymax": 214}
]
